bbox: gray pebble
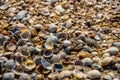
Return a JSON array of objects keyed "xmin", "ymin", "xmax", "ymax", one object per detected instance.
[{"xmin": 17, "ymin": 10, "xmax": 28, "ymax": 20}]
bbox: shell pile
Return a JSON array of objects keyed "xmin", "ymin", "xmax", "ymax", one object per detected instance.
[{"xmin": 0, "ymin": 0, "xmax": 120, "ymax": 80}]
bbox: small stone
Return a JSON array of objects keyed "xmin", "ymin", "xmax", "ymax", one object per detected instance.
[
  {"xmin": 101, "ymin": 57, "xmax": 113, "ymax": 67},
  {"xmin": 87, "ymin": 70, "xmax": 101, "ymax": 79},
  {"xmin": 102, "ymin": 53, "xmax": 110, "ymax": 58},
  {"xmin": 17, "ymin": 10, "xmax": 28, "ymax": 20}
]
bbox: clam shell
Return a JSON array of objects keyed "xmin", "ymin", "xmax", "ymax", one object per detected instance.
[
  {"xmin": 45, "ymin": 40, "xmax": 54, "ymax": 49},
  {"xmin": 78, "ymin": 51, "xmax": 89, "ymax": 59},
  {"xmin": 5, "ymin": 59, "xmax": 15, "ymax": 70},
  {"xmin": 22, "ymin": 59, "xmax": 36, "ymax": 71},
  {"xmin": 41, "ymin": 59, "xmax": 52, "ymax": 70},
  {"xmin": 6, "ymin": 42, "xmax": 17, "ymax": 51},
  {"xmin": 48, "ymin": 72, "xmax": 58, "ymax": 80},
  {"xmin": 36, "ymin": 74, "xmax": 44, "ymax": 80},
  {"xmin": 18, "ymin": 73, "xmax": 30, "ymax": 80},
  {"xmin": 12, "ymin": 62, "xmax": 24, "ymax": 76},
  {"xmin": 81, "ymin": 58, "xmax": 93, "ymax": 66},
  {"xmin": 54, "ymin": 63, "xmax": 63, "ymax": 72},
  {"xmin": 87, "ymin": 70, "xmax": 101, "ymax": 79},
  {"xmin": 59, "ymin": 70, "xmax": 72, "ymax": 79},
  {"xmin": 43, "ymin": 49, "xmax": 53, "ymax": 58},
  {"xmin": 101, "ymin": 57, "xmax": 113, "ymax": 67},
  {"xmin": 20, "ymin": 30, "xmax": 31, "ymax": 41}
]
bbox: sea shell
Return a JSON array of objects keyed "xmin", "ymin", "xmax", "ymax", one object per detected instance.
[
  {"xmin": 59, "ymin": 70, "xmax": 72, "ymax": 79},
  {"xmin": 5, "ymin": 41, "xmax": 17, "ymax": 51},
  {"xmin": 78, "ymin": 51, "xmax": 89, "ymax": 59},
  {"xmin": 54, "ymin": 63, "xmax": 63, "ymax": 72},
  {"xmin": 36, "ymin": 74, "xmax": 44, "ymax": 80},
  {"xmin": 12, "ymin": 62, "xmax": 24, "ymax": 76},
  {"xmin": 81, "ymin": 58, "xmax": 93, "ymax": 66},
  {"xmin": 22, "ymin": 59, "xmax": 36, "ymax": 71},
  {"xmin": 101, "ymin": 57, "xmax": 113, "ymax": 67},
  {"xmin": 42, "ymin": 68, "xmax": 51, "ymax": 74},
  {"xmin": 41, "ymin": 59, "xmax": 52, "ymax": 70},
  {"xmin": 103, "ymin": 47, "xmax": 119, "ymax": 55},
  {"xmin": 43, "ymin": 49, "xmax": 53, "ymax": 58},
  {"xmin": 35, "ymin": 65, "xmax": 42, "ymax": 74},
  {"xmin": 18, "ymin": 73, "xmax": 30, "ymax": 80},
  {"xmin": 3, "ymin": 72, "xmax": 15, "ymax": 80},
  {"xmin": 57, "ymin": 32, "xmax": 68, "ymax": 40},
  {"xmin": 63, "ymin": 40, "xmax": 71, "ymax": 47},
  {"xmin": 45, "ymin": 40, "xmax": 54, "ymax": 49},
  {"xmin": 5, "ymin": 59, "xmax": 15, "ymax": 70},
  {"xmin": 47, "ymin": 34, "xmax": 58, "ymax": 43},
  {"xmin": 74, "ymin": 60, "xmax": 84, "ymax": 71},
  {"xmin": 20, "ymin": 30, "xmax": 31, "ymax": 41},
  {"xmin": 48, "ymin": 72, "xmax": 59, "ymax": 80},
  {"xmin": 16, "ymin": 10, "xmax": 28, "ymax": 20},
  {"xmin": 28, "ymin": 46, "xmax": 36, "ymax": 55},
  {"xmin": 87, "ymin": 70, "xmax": 101, "ymax": 79},
  {"xmin": 0, "ymin": 60, "xmax": 4, "ymax": 74},
  {"xmin": 73, "ymin": 70, "xmax": 86, "ymax": 79},
  {"xmin": 34, "ymin": 57, "xmax": 41, "ymax": 65},
  {"xmin": 55, "ymin": 5, "xmax": 65, "ymax": 13}
]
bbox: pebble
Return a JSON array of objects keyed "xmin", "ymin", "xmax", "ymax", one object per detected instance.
[{"xmin": 16, "ymin": 10, "xmax": 28, "ymax": 20}]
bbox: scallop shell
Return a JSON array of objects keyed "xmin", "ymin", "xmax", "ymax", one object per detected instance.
[{"xmin": 22, "ymin": 59, "xmax": 36, "ymax": 71}]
